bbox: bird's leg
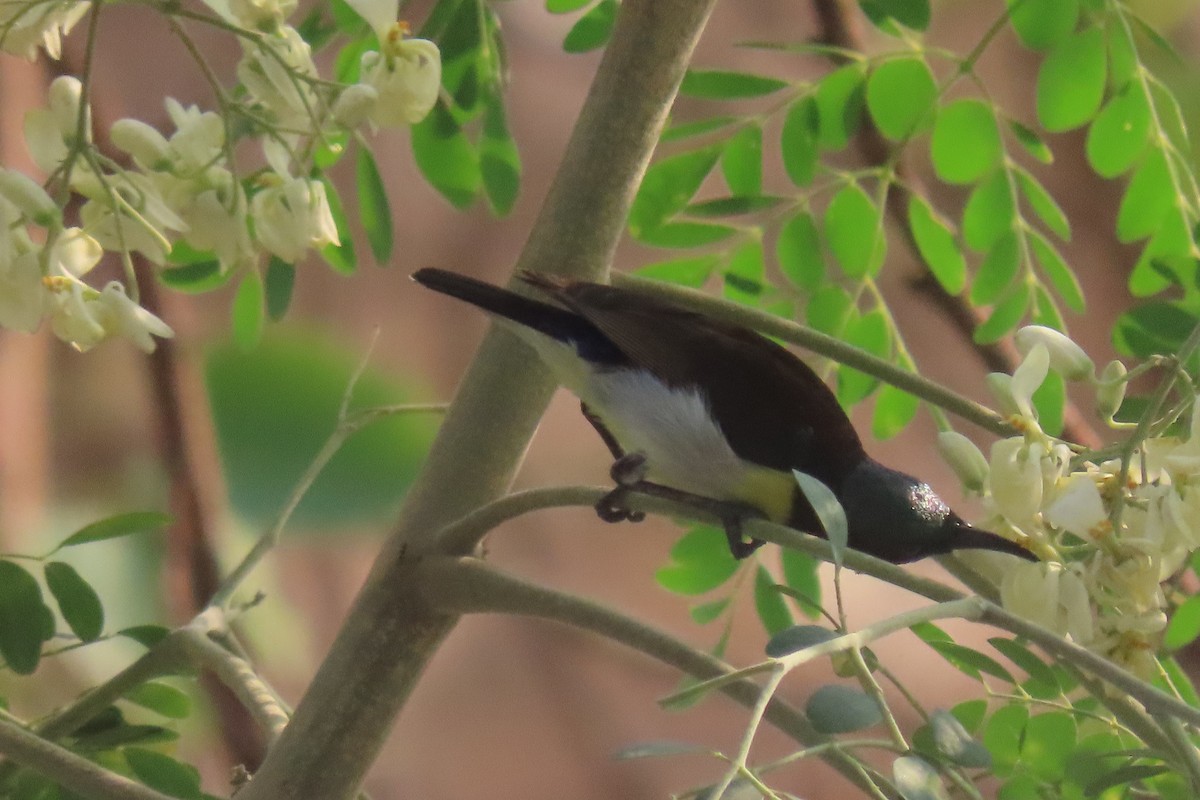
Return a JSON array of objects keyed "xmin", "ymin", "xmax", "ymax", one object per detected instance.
[
  {"xmin": 628, "ymin": 481, "xmax": 765, "ymax": 558},
  {"xmin": 584, "ymin": 403, "xmax": 648, "ymax": 524}
]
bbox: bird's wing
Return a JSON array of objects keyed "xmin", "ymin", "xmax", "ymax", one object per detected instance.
[{"xmin": 532, "ymin": 278, "xmax": 866, "ymax": 483}]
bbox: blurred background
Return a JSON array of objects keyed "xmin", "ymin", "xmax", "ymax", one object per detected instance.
[{"xmin": 1, "ymin": 1, "xmax": 1199, "ymax": 797}]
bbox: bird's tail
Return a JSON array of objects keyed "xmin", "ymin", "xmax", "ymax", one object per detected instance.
[{"xmin": 412, "ymin": 268, "xmax": 589, "ymax": 343}]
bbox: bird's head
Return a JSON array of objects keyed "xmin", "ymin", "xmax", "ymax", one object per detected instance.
[{"xmin": 838, "ymin": 459, "xmax": 1034, "ymax": 564}]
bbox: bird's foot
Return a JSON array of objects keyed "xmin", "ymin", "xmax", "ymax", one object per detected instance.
[
  {"xmin": 719, "ymin": 511, "xmax": 765, "ymax": 559},
  {"xmin": 594, "ymin": 452, "xmax": 649, "ymax": 524}
]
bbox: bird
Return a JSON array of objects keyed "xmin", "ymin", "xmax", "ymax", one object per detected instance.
[{"xmin": 412, "ymin": 267, "xmax": 1034, "ymax": 564}]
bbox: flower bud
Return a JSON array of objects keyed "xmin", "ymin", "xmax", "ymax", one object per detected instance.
[
  {"xmin": 48, "ymin": 75, "xmax": 84, "ymax": 136},
  {"xmin": 986, "ymin": 372, "xmax": 1019, "ymax": 417},
  {"xmin": 0, "ymin": 169, "xmax": 60, "ymax": 227},
  {"xmin": 332, "ymin": 83, "xmax": 378, "ymax": 128},
  {"xmin": 937, "ymin": 431, "xmax": 989, "ymax": 493},
  {"xmin": 1014, "ymin": 325, "xmax": 1094, "ymax": 381},
  {"xmin": 110, "ymin": 119, "xmax": 172, "ymax": 170},
  {"xmin": 1095, "ymin": 360, "xmax": 1127, "ymax": 421}
]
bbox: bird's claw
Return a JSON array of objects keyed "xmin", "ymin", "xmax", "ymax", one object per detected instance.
[
  {"xmin": 721, "ymin": 513, "xmax": 765, "ymax": 559},
  {"xmin": 595, "ymin": 486, "xmax": 645, "ymax": 524}
]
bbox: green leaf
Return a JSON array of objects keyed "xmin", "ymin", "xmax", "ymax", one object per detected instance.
[
  {"xmin": 866, "ymin": 57, "xmax": 937, "ymax": 140},
  {"xmin": 860, "ymin": 0, "xmax": 931, "ymax": 31},
  {"xmin": 1086, "ymin": 85, "xmax": 1152, "ymax": 178},
  {"xmin": 721, "ymin": 124, "xmax": 763, "ymax": 196},
  {"xmin": 44, "ymin": 562, "xmax": 103, "ymax": 642},
  {"xmin": 838, "ymin": 310, "xmax": 889, "ymax": 405},
  {"xmin": 1007, "ymin": 0, "xmax": 1078, "ymax": 50},
  {"xmin": 922, "ymin": 639, "xmax": 1015, "ymax": 682},
  {"xmin": 930, "ymin": 708, "xmax": 992, "ymax": 768},
  {"xmin": 1037, "ymin": 28, "xmax": 1107, "ymax": 132},
  {"xmin": 806, "ymin": 284, "xmax": 854, "ymax": 338},
  {"xmin": 264, "ymin": 258, "xmax": 295, "ymax": 321},
  {"xmin": 57, "ymin": 512, "xmax": 171, "ymax": 549},
  {"xmin": 892, "ymin": 754, "xmax": 947, "ymax": 800},
  {"xmin": 723, "ymin": 241, "xmax": 764, "ymax": 303},
  {"xmin": 754, "ymin": 566, "xmax": 793, "ymax": 635},
  {"xmin": 1084, "ymin": 765, "xmax": 1174, "ymax": 798},
  {"xmin": 983, "ymin": 704, "xmax": 1029, "ymax": 776},
  {"xmin": 119, "ymin": 625, "xmax": 170, "ymax": 649},
  {"xmin": 776, "ymin": 211, "xmax": 824, "ymax": 291},
  {"xmin": 1115, "ymin": 302, "xmax": 1198, "ymax": 359},
  {"xmin": 232, "ymin": 270, "xmax": 265, "ymax": 350},
  {"xmin": 158, "ymin": 259, "xmax": 233, "ymax": 294},
  {"xmin": 125, "ymin": 681, "xmax": 191, "ymax": 719},
  {"xmin": 766, "ymin": 624, "xmax": 837, "ymax": 658},
  {"xmin": 872, "ymin": 383, "xmax": 919, "ymax": 440},
  {"xmin": 661, "ymin": 115, "xmax": 738, "ymax": 143},
  {"xmin": 931, "ymin": 100, "xmax": 1002, "ymax": 184},
  {"xmin": 613, "ymin": 741, "xmax": 709, "ymax": 760},
  {"xmin": 908, "ymin": 195, "xmax": 966, "ymax": 294},
  {"xmin": 1029, "ymin": 230, "xmax": 1084, "ymax": 312},
  {"xmin": 546, "ymin": 0, "xmax": 591, "ymax": 12},
  {"xmin": 412, "ymin": 103, "xmax": 481, "ymax": 208},
  {"xmin": 1016, "ymin": 169, "xmax": 1070, "ymax": 241},
  {"xmin": 988, "ymin": 637, "xmax": 1059, "ymax": 698},
  {"xmin": 655, "ymin": 526, "xmax": 739, "ymax": 595},
  {"xmin": 971, "ymin": 232, "xmax": 1020, "ymax": 306},
  {"xmin": 628, "ymin": 146, "xmax": 722, "ymax": 235},
  {"xmin": 637, "ymin": 221, "xmax": 737, "ymax": 249},
  {"xmin": 690, "ymin": 597, "xmax": 731, "ymax": 625},
  {"xmin": 1166, "ymin": 595, "xmax": 1200, "ymax": 650},
  {"xmin": 562, "ymin": 0, "xmax": 616, "ymax": 52},
  {"xmin": 1022, "ymin": 712, "xmax": 1076, "ymax": 781},
  {"xmin": 824, "ymin": 182, "xmax": 885, "ymax": 277},
  {"xmin": 634, "ymin": 255, "xmax": 717, "ymax": 287},
  {"xmin": 792, "ymin": 471, "xmax": 848, "ymax": 565},
  {"xmin": 124, "ymin": 748, "xmax": 202, "ymax": 800},
  {"xmin": 781, "ymin": 548, "xmax": 822, "ymax": 618},
  {"xmin": 686, "ymin": 195, "xmax": 784, "ymax": 217},
  {"xmin": 1117, "ymin": 149, "xmax": 1175, "ymax": 243},
  {"xmin": 0, "ymin": 561, "xmax": 50, "ymax": 674},
  {"xmin": 680, "ymin": 69, "xmax": 789, "ymax": 100},
  {"xmin": 481, "ymin": 95, "xmax": 521, "ymax": 216},
  {"xmin": 1129, "ymin": 209, "xmax": 1193, "ymax": 296},
  {"xmin": 319, "ymin": 177, "xmax": 356, "ymax": 275},
  {"xmin": 1009, "ymin": 120, "xmax": 1053, "ymax": 164},
  {"xmin": 806, "ymin": 685, "xmax": 882, "ymax": 733},
  {"xmin": 961, "ymin": 169, "xmax": 1015, "ymax": 252},
  {"xmin": 781, "ymin": 96, "xmax": 819, "ymax": 186},
  {"xmin": 355, "ymin": 147, "xmax": 392, "ymax": 264},
  {"xmin": 975, "ymin": 288, "xmax": 1030, "ymax": 344},
  {"xmin": 815, "ymin": 64, "xmax": 867, "ymax": 151}
]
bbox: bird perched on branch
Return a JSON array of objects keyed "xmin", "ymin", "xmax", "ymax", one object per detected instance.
[{"xmin": 413, "ymin": 268, "xmax": 1033, "ymax": 564}]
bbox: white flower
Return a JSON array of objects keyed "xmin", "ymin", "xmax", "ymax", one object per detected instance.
[
  {"xmin": 80, "ymin": 172, "xmax": 186, "ymax": 264},
  {"xmin": 164, "ymin": 99, "xmax": 225, "ymax": 174},
  {"xmin": 1043, "ymin": 475, "xmax": 1108, "ymax": 540},
  {"xmin": 1014, "ymin": 325, "xmax": 1094, "ymax": 381},
  {"xmin": 25, "ymin": 74, "xmax": 87, "ymax": 174},
  {"xmin": 110, "ymin": 119, "xmax": 172, "ymax": 171},
  {"xmin": 0, "ymin": 169, "xmax": 60, "ymax": 227},
  {"xmin": 1001, "ymin": 561, "xmax": 1095, "ymax": 643},
  {"xmin": 1010, "ymin": 343, "xmax": 1050, "ymax": 421},
  {"xmin": 988, "ymin": 437, "xmax": 1044, "ymax": 528},
  {"xmin": 332, "ymin": 83, "xmax": 379, "ymax": 129},
  {"xmin": 177, "ymin": 182, "xmax": 254, "ymax": 272},
  {"xmin": 0, "ymin": 1, "xmax": 88, "ymax": 60},
  {"xmin": 250, "ymin": 175, "xmax": 338, "ymax": 263},
  {"xmin": 360, "ymin": 37, "xmax": 441, "ymax": 127},
  {"xmin": 228, "ymin": 0, "xmax": 297, "ymax": 30},
  {"xmin": 0, "ymin": 250, "xmax": 47, "ymax": 333},
  {"xmin": 344, "ymin": 0, "xmax": 398, "ymax": 42},
  {"xmin": 93, "ymin": 282, "xmax": 174, "ymax": 352},
  {"xmin": 937, "ymin": 431, "xmax": 989, "ymax": 493},
  {"xmin": 237, "ymin": 26, "xmax": 319, "ymax": 129}
]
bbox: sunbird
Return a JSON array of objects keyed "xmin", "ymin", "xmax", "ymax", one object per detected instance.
[{"xmin": 414, "ymin": 268, "xmax": 1033, "ymax": 564}]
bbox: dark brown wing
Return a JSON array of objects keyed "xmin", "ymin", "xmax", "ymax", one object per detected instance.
[{"xmin": 522, "ymin": 274, "xmax": 866, "ymax": 486}]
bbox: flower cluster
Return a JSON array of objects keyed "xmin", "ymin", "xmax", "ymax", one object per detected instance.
[
  {"xmin": 0, "ymin": 0, "xmax": 440, "ymax": 352},
  {"xmin": 944, "ymin": 326, "xmax": 1198, "ymax": 679}
]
